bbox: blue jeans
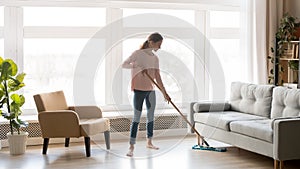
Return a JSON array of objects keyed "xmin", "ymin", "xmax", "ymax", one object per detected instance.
[{"xmin": 130, "ymin": 90, "xmax": 156, "ymax": 145}]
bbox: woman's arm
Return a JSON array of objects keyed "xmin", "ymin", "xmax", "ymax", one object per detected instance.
[
  {"xmin": 122, "ymin": 51, "xmax": 137, "ymax": 69},
  {"xmin": 122, "ymin": 58, "xmax": 136, "ymax": 69}
]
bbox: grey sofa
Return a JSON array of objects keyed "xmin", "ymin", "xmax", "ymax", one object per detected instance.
[{"xmin": 190, "ymin": 82, "xmax": 300, "ymax": 169}]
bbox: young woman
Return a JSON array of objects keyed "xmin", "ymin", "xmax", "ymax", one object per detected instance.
[{"xmin": 122, "ymin": 32, "xmax": 171, "ymax": 157}]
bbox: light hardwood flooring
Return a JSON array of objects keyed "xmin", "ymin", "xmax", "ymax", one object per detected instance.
[{"xmin": 1, "ymin": 136, "xmax": 300, "ymax": 169}]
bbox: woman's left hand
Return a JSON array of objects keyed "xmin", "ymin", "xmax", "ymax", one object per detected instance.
[{"xmin": 164, "ymin": 92, "xmax": 171, "ymax": 103}]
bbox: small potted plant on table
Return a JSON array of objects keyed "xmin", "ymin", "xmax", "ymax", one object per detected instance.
[{"xmin": 0, "ymin": 56, "xmax": 28, "ymax": 155}]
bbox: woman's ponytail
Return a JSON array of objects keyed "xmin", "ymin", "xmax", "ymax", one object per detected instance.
[
  {"xmin": 140, "ymin": 40, "xmax": 149, "ymax": 49},
  {"xmin": 140, "ymin": 32, "xmax": 163, "ymax": 49}
]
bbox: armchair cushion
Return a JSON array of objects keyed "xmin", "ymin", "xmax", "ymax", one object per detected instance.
[
  {"xmin": 34, "ymin": 91, "xmax": 68, "ymax": 112},
  {"xmin": 69, "ymin": 106, "xmax": 103, "ymax": 119},
  {"xmin": 80, "ymin": 118, "xmax": 110, "ymax": 136}
]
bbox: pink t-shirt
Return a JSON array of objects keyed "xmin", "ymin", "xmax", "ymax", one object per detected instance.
[{"xmin": 122, "ymin": 48, "xmax": 164, "ymax": 91}]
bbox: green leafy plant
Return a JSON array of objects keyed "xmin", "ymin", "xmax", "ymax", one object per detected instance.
[
  {"xmin": 268, "ymin": 13, "xmax": 300, "ymax": 84},
  {"xmin": 276, "ymin": 13, "xmax": 299, "ymax": 57},
  {"xmin": 0, "ymin": 56, "xmax": 28, "ymax": 135},
  {"xmin": 288, "ymin": 60, "xmax": 299, "ymax": 71}
]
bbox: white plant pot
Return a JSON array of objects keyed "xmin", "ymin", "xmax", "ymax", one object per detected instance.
[{"xmin": 7, "ymin": 132, "xmax": 29, "ymax": 155}]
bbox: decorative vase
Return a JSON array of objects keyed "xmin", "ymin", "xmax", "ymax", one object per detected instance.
[{"xmin": 7, "ymin": 132, "xmax": 29, "ymax": 155}]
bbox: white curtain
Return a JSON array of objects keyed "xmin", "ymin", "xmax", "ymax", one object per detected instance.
[
  {"xmin": 242, "ymin": 0, "xmax": 266, "ymax": 84},
  {"xmin": 253, "ymin": 0, "xmax": 268, "ymax": 84},
  {"xmin": 242, "ymin": 0, "xmax": 283, "ymax": 84}
]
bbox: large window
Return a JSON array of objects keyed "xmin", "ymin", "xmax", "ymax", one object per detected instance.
[{"xmin": 2, "ymin": 2, "xmax": 246, "ymax": 114}]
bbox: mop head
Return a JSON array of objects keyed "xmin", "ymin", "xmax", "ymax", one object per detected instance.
[{"xmin": 192, "ymin": 145, "xmax": 227, "ymax": 152}]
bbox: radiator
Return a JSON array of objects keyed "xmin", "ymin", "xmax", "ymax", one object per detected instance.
[{"xmin": 0, "ymin": 114, "xmax": 187, "ymax": 140}]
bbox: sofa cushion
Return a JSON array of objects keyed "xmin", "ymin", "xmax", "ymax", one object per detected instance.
[
  {"xmin": 194, "ymin": 111, "xmax": 267, "ymax": 131},
  {"xmin": 230, "ymin": 119, "xmax": 273, "ymax": 143},
  {"xmin": 271, "ymin": 87, "xmax": 300, "ymax": 119},
  {"xmin": 230, "ymin": 82, "xmax": 274, "ymax": 118}
]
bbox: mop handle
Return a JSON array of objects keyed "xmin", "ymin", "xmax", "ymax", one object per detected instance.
[{"xmin": 144, "ymin": 71, "xmax": 207, "ymax": 143}]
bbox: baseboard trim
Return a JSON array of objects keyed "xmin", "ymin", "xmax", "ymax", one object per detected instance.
[{"xmin": 0, "ymin": 128, "xmax": 189, "ymax": 148}]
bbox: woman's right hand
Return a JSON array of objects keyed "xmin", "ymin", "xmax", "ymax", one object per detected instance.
[{"xmin": 141, "ymin": 69, "xmax": 148, "ymax": 75}]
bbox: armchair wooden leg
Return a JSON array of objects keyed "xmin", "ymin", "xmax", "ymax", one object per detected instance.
[
  {"xmin": 274, "ymin": 160, "xmax": 278, "ymax": 169},
  {"xmin": 280, "ymin": 160, "xmax": 284, "ymax": 169},
  {"xmin": 274, "ymin": 160, "xmax": 284, "ymax": 169},
  {"xmin": 104, "ymin": 131, "xmax": 110, "ymax": 150},
  {"xmin": 42, "ymin": 138, "xmax": 49, "ymax": 155},
  {"xmin": 84, "ymin": 137, "xmax": 91, "ymax": 157},
  {"xmin": 65, "ymin": 138, "xmax": 70, "ymax": 147}
]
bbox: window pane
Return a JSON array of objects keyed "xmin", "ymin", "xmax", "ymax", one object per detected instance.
[
  {"xmin": 0, "ymin": 6, "xmax": 3, "ymax": 26},
  {"xmin": 158, "ymin": 39, "xmax": 195, "ymax": 104},
  {"xmin": 210, "ymin": 11, "xmax": 240, "ymax": 28},
  {"xmin": 23, "ymin": 38, "xmax": 106, "ymax": 110},
  {"xmin": 210, "ymin": 39, "xmax": 244, "ymax": 96},
  {"xmin": 24, "ymin": 7, "xmax": 106, "ymax": 26},
  {"xmin": 162, "ymin": 39, "xmax": 194, "ymax": 75},
  {"xmin": 123, "ymin": 8, "xmax": 194, "ymax": 27},
  {"xmin": 0, "ymin": 39, "xmax": 3, "ymax": 56},
  {"xmin": 94, "ymin": 58, "xmax": 105, "ymax": 106}
]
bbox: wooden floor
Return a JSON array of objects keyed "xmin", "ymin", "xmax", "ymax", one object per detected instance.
[{"xmin": 1, "ymin": 136, "xmax": 300, "ymax": 169}]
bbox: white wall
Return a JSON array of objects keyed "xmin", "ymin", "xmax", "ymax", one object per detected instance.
[{"xmin": 285, "ymin": 0, "xmax": 300, "ymax": 18}]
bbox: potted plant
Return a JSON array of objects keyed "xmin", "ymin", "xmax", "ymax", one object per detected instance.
[
  {"xmin": 268, "ymin": 13, "xmax": 300, "ymax": 84},
  {"xmin": 0, "ymin": 56, "xmax": 28, "ymax": 155}
]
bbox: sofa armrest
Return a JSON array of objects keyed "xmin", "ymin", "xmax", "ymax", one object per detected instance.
[
  {"xmin": 189, "ymin": 101, "xmax": 230, "ymax": 133},
  {"xmin": 273, "ymin": 118, "xmax": 300, "ymax": 161},
  {"xmin": 271, "ymin": 116, "xmax": 299, "ymax": 129},
  {"xmin": 193, "ymin": 101, "xmax": 231, "ymax": 113},
  {"xmin": 188, "ymin": 102, "xmax": 198, "ymax": 133},
  {"xmin": 38, "ymin": 110, "xmax": 81, "ymax": 138},
  {"xmin": 69, "ymin": 106, "xmax": 103, "ymax": 119}
]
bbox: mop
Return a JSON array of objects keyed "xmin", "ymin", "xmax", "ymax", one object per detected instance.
[{"xmin": 144, "ymin": 71, "xmax": 226, "ymax": 152}]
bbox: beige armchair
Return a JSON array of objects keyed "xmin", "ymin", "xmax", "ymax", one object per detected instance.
[{"xmin": 33, "ymin": 91, "xmax": 110, "ymax": 157}]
